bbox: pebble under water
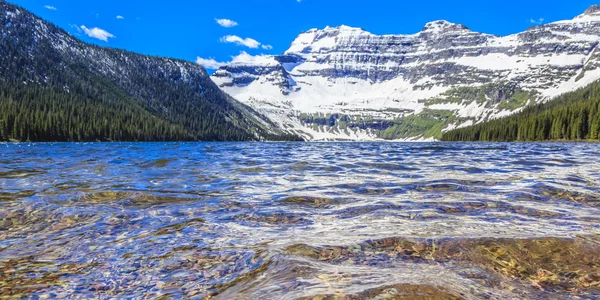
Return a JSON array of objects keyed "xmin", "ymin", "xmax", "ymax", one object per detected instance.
[{"xmin": 1, "ymin": 142, "xmax": 600, "ymax": 299}]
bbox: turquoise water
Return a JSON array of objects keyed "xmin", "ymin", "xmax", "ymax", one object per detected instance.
[{"xmin": 1, "ymin": 142, "xmax": 599, "ymax": 299}]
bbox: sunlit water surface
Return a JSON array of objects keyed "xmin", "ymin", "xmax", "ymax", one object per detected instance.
[{"xmin": 1, "ymin": 142, "xmax": 600, "ymax": 299}]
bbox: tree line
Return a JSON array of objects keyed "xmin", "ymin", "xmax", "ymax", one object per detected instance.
[
  {"xmin": 441, "ymin": 80, "xmax": 600, "ymax": 142},
  {"xmin": 0, "ymin": 1, "xmax": 301, "ymax": 142},
  {"xmin": 0, "ymin": 83, "xmax": 197, "ymax": 142}
]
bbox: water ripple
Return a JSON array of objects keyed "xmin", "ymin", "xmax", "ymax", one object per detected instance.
[{"xmin": 1, "ymin": 142, "xmax": 600, "ymax": 298}]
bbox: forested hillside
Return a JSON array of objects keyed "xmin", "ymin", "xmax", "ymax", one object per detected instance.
[
  {"xmin": 0, "ymin": 2, "xmax": 298, "ymax": 142},
  {"xmin": 0, "ymin": 83, "xmax": 195, "ymax": 142},
  {"xmin": 441, "ymin": 80, "xmax": 600, "ymax": 142}
]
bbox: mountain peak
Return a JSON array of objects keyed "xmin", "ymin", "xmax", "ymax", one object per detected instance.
[
  {"xmin": 303, "ymin": 25, "xmax": 366, "ymax": 35},
  {"xmin": 323, "ymin": 25, "xmax": 366, "ymax": 32},
  {"xmin": 422, "ymin": 20, "xmax": 470, "ymax": 34},
  {"xmin": 583, "ymin": 5, "xmax": 600, "ymax": 16},
  {"xmin": 215, "ymin": 4, "xmax": 600, "ymax": 141},
  {"xmin": 286, "ymin": 25, "xmax": 370, "ymax": 54},
  {"xmin": 574, "ymin": 4, "xmax": 600, "ymax": 21}
]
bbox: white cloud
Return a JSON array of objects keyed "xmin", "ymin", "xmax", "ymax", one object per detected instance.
[
  {"xmin": 530, "ymin": 18, "xmax": 544, "ymax": 25},
  {"xmin": 215, "ymin": 18, "xmax": 238, "ymax": 28},
  {"xmin": 261, "ymin": 44, "xmax": 273, "ymax": 50},
  {"xmin": 195, "ymin": 57, "xmax": 226, "ymax": 69},
  {"xmin": 80, "ymin": 26, "xmax": 115, "ymax": 42},
  {"xmin": 196, "ymin": 51, "xmax": 273, "ymax": 69},
  {"xmin": 116, "ymin": 15, "xmax": 125, "ymax": 20},
  {"xmin": 230, "ymin": 51, "xmax": 273, "ymax": 64},
  {"xmin": 220, "ymin": 35, "xmax": 261, "ymax": 48},
  {"xmin": 44, "ymin": 5, "xmax": 57, "ymax": 10}
]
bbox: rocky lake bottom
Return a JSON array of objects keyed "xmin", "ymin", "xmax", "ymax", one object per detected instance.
[{"xmin": 1, "ymin": 142, "xmax": 599, "ymax": 299}]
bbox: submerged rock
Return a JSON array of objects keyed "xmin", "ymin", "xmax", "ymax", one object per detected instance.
[
  {"xmin": 285, "ymin": 236, "xmax": 600, "ymax": 293},
  {"xmin": 0, "ymin": 257, "xmax": 99, "ymax": 297},
  {"xmin": 297, "ymin": 284, "xmax": 464, "ymax": 300},
  {"xmin": 282, "ymin": 196, "xmax": 341, "ymax": 208},
  {"xmin": 0, "ymin": 190, "xmax": 35, "ymax": 202},
  {"xmin": 231, "ymin": 212, "xmax": 311, "ymax": 226},
  {"xmin": 536, "ymin": 186, "xmax": 600, "ymax": 207},
  {"xmin": 54, "ymin": 191, "xmax": 206, "ymax": 208},
  {"xmin": 444, "ymin": 237, "xmax": 600, "ymax": 292}
]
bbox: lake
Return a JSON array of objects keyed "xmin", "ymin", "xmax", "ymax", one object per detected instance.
[{"xmin": 1, "ymin": 142, "xmax": 599, "ymax": 299}]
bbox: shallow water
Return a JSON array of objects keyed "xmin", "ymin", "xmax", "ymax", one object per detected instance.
[{"xmin": 1, "ymin": 142, "xmax": 599, "ymax": 299}]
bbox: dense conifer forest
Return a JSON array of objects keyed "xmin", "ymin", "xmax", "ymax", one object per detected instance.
[
  {"xmin": 0, "ymin": 2, "xmax": 299, "ymax": 142},
  {"xmin": 441, "ymin": 80, "xmax": 600, "ymax": 142},
  {"xmin": 0, "ymin": 83, "xmax": 196, "ymax": 142}
]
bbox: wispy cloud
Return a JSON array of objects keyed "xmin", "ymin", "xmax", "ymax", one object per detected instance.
[
  {"xmin": 44, "ymin": 5, "xmax": 57, "ymax": 10},
  {"xmin": 215, "ymin": 18, "xmax": 238, "ymax": 28},
  {"xmin": 261, "ymin": 44, "xmax": 273, "ymax": 50},
  {"xmin": 80, "ymin": 26, "xmax": 115, "ymax": 42},
  {"xmin": 530, "ymin": 18, "xmax": 544, "ymax": 25},
  {"xmin": 196, "ymin": 57, "xmax": 227, "ymax": 69},
  {"xmin": 196, "ymin": 51, "xmax": 272, "ymax": 69},
  {"xmin": 116, "ymin": 15, "xmax": 125, "ymax": 20},
  {"xmin": 220, "ymin": 35, "xmax": 261, "ymax": 48},
  {"xmin": 230, "ymin": 51, "xmax": 273, "ymax": 64},
  {"xmin": 69, "ymin": 24, "xmax": 82, "ymax": 36}
]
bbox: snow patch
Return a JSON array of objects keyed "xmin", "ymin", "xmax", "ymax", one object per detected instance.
[{"xmin": 213, "ymin": 6, "xmax": 600, "ymax": 141}]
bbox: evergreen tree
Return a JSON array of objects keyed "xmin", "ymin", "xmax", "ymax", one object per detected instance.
[
  {"xmin": 442, "ymin": 80, "xmax": 600, "ymax": 142},
  {"xmin": 0, "ymin": 2, "xmax": 301, "ymax": 142}
]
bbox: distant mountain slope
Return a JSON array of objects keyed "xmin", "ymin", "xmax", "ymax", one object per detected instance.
[
  {"xmin": 212, "ymin": 5, "xmax": 600, "ymax": 141},
  {"xmin": 441, "ymin": 80, "xmax": 600, "ymax": 142},
  {"xmin": 0, "ymin": 1, "xmax": 297, "ymax": 141}
]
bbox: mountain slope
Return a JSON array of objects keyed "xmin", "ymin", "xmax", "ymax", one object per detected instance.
[
  {"xmin": 441, "ymin": 80, "xmax": 600, "ymax": 142},
  {"xmin": 0, "ymin": 1, "xmax": 297, "ymax": 141},
  {"xmin": 212, "ymin": 6, "xmax": 600, "ymax": 141}
]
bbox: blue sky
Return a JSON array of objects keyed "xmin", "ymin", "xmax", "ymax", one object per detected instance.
[{"xmin": 9, "ymin": 0, "xmax": 599, "ymax": 70}]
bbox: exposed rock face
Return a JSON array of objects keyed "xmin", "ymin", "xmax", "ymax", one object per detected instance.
[
  {"xmin": 582, "ymin": 5, "xmax": 600, "ymax": 16},
  {"xmin": 212, "ymin": 6, "xmax": 600, "ymax": 141}
]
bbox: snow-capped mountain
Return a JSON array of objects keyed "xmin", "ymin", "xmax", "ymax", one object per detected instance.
[
  {"xmin": 1, "ymin": 2, "xmax": 295, "ymax": 141},
  {"xmin": 212, "ymin": 5, "xmax": 600, "ymax": 141}
]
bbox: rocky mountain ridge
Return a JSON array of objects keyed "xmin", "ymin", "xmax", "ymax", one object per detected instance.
[
  {"xmin": 1, "ymin": 1, "xmax": 294, "ymax": 141},
  {"xmin": 212, "ymin": 5, "xmax": 600, "ymax": 141}
]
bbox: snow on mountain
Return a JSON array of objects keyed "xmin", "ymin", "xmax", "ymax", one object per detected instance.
[
  {"xmin": 0, "ymin": 2, "xmax": 294, "ymax": 141},
  {"xmin": 212, "ymin": 5, "xmax": 600, "ymax": 141}
]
